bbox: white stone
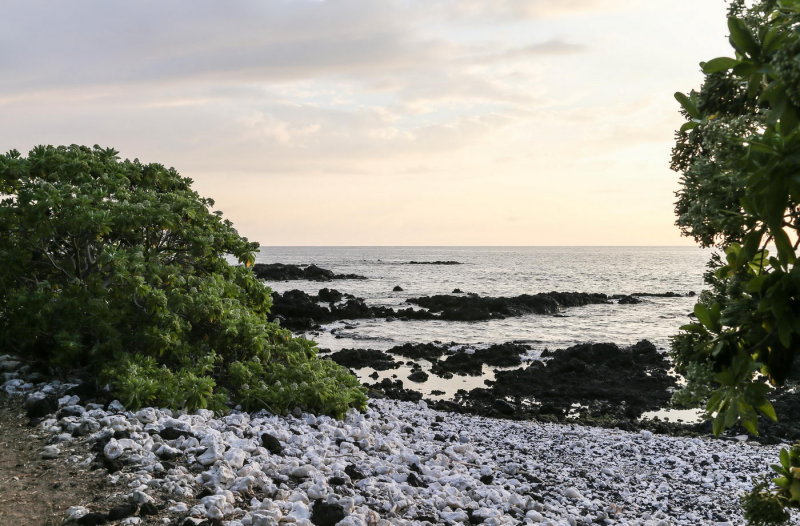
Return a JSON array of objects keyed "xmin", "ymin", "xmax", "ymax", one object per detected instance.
[
  {"xmin": 290, "ymin": 465, "xmax": 316, "ymax": 479},
  {"xmin": 525, "ymin": 510, "xmax": 544, "ymax": 522},
  {"xmin": 65, "ymin": 506, "xmax": 89, "ymax": 521},
  {"xmin": 131, "ymin": 490, "xmax": 154, "ymax": 504},
  {"xmin": 168, "ymin": 502, "xmax": 189, "ymax": 513},
  {"xmin": 564, "ymin": 487, "xmax": 583, "ymax": 500},
  {"xmin": 41, "ymin": 445, "xmax": 60, "ymax": 459},
  {"xmin": 224, "ymin": 447, "xmax": 248, "ymax": 469},
  {"xmin": 198, "ymin": 444, "xmax": 225, "ymax": 466}
]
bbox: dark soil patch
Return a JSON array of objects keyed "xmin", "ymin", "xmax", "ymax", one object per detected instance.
[{"xmin": 0, "ymin": 398, "xmax": 110, "ymax": 525}]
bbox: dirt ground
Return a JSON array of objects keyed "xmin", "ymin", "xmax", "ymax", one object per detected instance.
[{"xmin": 0, "ymin": 398, "xmax": 111, "ymax": 526}]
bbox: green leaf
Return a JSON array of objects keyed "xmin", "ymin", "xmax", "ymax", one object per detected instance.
[
  {"xmin": 748, "ymin": 141, "xmax": 778, "ymax": 155},
  {"xmin": 782, "ymin": 448, "xmax": 791, "ymax": 470},
  {"xmin": 773, "ymin": 228, "xmax": 796, "ymax": 265},
  {"xmin": 746, "ymin": 274, "xmax": 769, "ymax": 293},
  {"xmin": 741, "ymin": 417, "xmax": 759, "ymax": 435},
  {"xmin": 679, "ymin": 322, "xmax": 706, "ymax": 332},
  {"xmin": 728, "ymin": 17, "xmax": 760, "ymax": 57},
  {"xmin": 724, "ymin": 398, "xmax": 739, "ymax": 427},
  {"xmin": 674, "ymin": 92, "xmax": 700, "ymax": 119},
  {"xmin": 758, "ymin": 399, "xmax": 778, "ymax": 422},
  {"xmin": 694, "ymin": 302, "xmax": 721, "ymax": 332},
  {"xmin": 712, "ymin": 410, "xmax": 725, "ymax": 436},
  {"xmin": 701, "ymin": 57, "xmax": 739, "ymax": 73},
  {"xmin": 679, "ymin": 121, "xmax": 698, "ymax": 133},
  {"xmin": 774, "ymin": 476, "xmax": 790, "ymax": 488},
  {"xmin": 694, "ymin": 303, "xmax": 714, "ymax": 330},
  {"xmin": 707, "ymin": 389, "xmax": 725, "ymax": 413},
  {"xmin": 780, "ymin": 105, "xmax": 800, "ymax": 136}
]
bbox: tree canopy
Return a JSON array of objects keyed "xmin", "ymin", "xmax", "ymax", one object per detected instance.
[
  {"xmin": 0, "ymin": 144, "xmax": 366, "ymax": 417},
  {"xmin": 671, "ymin": 0, "xmax": 800, "ymax": 522}
]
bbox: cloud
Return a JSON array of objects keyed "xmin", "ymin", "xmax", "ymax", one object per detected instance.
[
  {"xmin": 0, "ymin": 0, "xmax": 717, "ymax": 246},
  {"xmin": 443, "ymin": 0, "xmax": 626, "ymax": 20},
  {"xmin": 1, "ymin": 1, "xmax": 593, "ymax": 98}
]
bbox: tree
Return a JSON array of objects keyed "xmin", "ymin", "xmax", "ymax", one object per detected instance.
[
  {"xmin": 671, "ymin": 0, "xmax": 800, "ymax": 522},
  {"xmin": 0, "ymin": 144, "xmax": 366, "ymax": 417}
]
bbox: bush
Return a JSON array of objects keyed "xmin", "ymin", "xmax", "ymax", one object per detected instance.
[
  {"xmin": 671, "ymin": 0, "xmax": 800, "ymax": 521},
  {"xmin": 0, "ymin": 144, "xmax": 366, "ymax": 416}
]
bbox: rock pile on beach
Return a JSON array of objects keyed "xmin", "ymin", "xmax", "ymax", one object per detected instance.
[{"xmin": 1, "ymin": 355, "xmax": 791, "ymax": 526}]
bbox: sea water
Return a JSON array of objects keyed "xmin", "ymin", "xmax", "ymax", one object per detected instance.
[
  {"xmin": 256, "ymin": 246, "xmax": 709, "ymax": 351},
  {"xmin": 255, "ymin": 246, "xmax": 711, "ymax": 416}
]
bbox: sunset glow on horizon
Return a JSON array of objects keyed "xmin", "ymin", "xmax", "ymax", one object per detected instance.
[{"xmin": 1, "ymin": 0, "xmax": 733, "ymax": 246}]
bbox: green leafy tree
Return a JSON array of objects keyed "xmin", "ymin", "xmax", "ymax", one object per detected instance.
[
  {"xmin": 0, "ymin": 144, "xmax": 366, "ymax": 417},
  {"xmin": 671, "ymin": 0, "xmax": 800, "ymax": 522}
]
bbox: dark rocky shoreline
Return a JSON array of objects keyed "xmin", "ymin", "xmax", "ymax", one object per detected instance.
[
  {"xmin": 253, "ymin": 265, "xmax": 794, "ymax": 443},
  {"xmin": 252, "ymin": 263, "xmax": 367, "ymax": 282},
  {"xmin": 267, "ymin": 288, "xmax": 694, "ymax": 330},
  {"xmin": 318, "ymin": 339, "xmax": 800, "ymax": 443}
]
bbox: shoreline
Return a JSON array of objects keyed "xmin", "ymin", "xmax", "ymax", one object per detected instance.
[{"xmin": 0, "ymin": 366, "xmax": 791, "ymax": 526}]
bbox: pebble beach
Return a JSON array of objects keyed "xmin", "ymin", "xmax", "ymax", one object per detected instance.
[{"xmin": 1, "ymin": 359, "xmax": 787, "ymax": 526}]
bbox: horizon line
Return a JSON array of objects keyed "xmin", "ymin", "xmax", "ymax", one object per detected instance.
[{"xmin": 256, "ymin": 244, "xmax": 705, "ymax": 248}]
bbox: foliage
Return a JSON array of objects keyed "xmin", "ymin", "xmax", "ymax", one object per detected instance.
[
  {"xmin": 671, "ymin": 0, "xmax": 800, "ymax": 521},
  {"xmin": 0, "ymin": 144, "xmax": 366, "ymax": 417}
]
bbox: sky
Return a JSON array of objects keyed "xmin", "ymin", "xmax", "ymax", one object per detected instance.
[{"xmin": 0, "ymin": 0, "xmax": 734, "ymax": 246}]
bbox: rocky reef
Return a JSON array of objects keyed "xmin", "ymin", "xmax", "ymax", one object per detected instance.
[{"xmin": 252, "ymin": 263, "xmax": 366, "ymax": 282}]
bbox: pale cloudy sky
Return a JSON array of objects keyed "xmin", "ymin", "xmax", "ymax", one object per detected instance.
[{"xmin": 1, "ymin": 0, "xmax": 732, "ymax": 245}]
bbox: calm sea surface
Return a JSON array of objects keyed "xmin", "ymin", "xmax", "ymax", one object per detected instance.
[{"xmin": 256, "ymin": 246, "xmax": 710, "ymax": 355}]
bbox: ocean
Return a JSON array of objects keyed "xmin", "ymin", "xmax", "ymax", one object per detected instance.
[{"xmin": 254, "ymin": 246, "xmax": 711, "ymax": 410}]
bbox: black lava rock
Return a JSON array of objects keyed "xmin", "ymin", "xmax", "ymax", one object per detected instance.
[
  {"xmin": 407, "ymin": 370, "xmax": 429, "ymax": 383},
  {"xmin": 407, "ymin": 472, "xmax": 426, "ymax": 487},
  {"xmin": 492, "ymin": 399, "xmax": 516, "ymax": 415},
  {"xmin": 252, "ymin": 263, "xmax": 366, "ymax": 282},
  {"xmin": 345, "ymin": 464, "xmax": 365, "ymax": 481},
  {"xmin": 393, "ymin": 285, "xmax": 404, "ymax": 292},
  {"xmin": 107, "ymin": 503, "xmax": 138, "ymax": 520},
  {"xmin": 408, "ymin": 260, "xmax": 462, "ymax": 265},
  {"xmin": 366, "ymin": 379, "xmax": 422, "ymax": 402},
  {"xmin": 317, "ymin": 288, "xmax": 344, "ymax": 303},
  {"xmin": 24, "ymin": 393, "xmax": 57, "ymax": 418},
  {"xmin": 617, "ymin": 295, "xmax": 641, "ymax": 304},
  {"xmin": 159, "ymin": 427, "xmax": 192, "ymax": 440},
  {"xmin": 328, "ymin": 476, "xmax": 347, "ymax": 486},
  {"xmin": 407, "ymin": 291, "xmax": 610, "ymax": 321},
  {"xmin": 56, "ymin": 405, "xmax": 86, "ymax": 419},
  {"xmin": 139, "ymin": 502, "xmax": 158, "ymax": 516},
  {"xmin": 76, "ymin": 512, "xmax": 108, "ymax": 525},
  {"xmin": 460, "ymin": 340, "xmax": 676, "ymax": 422},
  {"xmin": 311, "ymin": 500, "xmax": 346, "ymax": 526},
  {"xmin": 260, "ymin": 433, "xmax": 283, "ymax": 455},
  {"xmin": 328, "ymin": 348, "xmax": 398, "ymax": 371}
]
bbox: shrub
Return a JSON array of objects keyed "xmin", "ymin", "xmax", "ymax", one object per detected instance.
[{"xmin": 0, "ymin": 144, "xmax": 366, "ymax": 417}]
